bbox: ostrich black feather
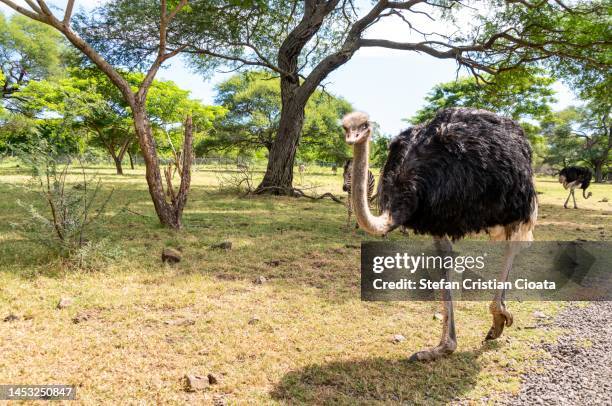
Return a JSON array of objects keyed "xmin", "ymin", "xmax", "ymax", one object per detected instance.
[
  {"xmin": 378, "ymin": 108, "xmax": 536, "ymax": 240},
  {"xmin": 559, "ymin": 166, "xmax": 592, "ymax": 191}
]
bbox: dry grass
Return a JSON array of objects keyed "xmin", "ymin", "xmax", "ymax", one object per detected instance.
[{"xmin": 0, "ymin": 161, "xmax": 610, "ymax": 404}]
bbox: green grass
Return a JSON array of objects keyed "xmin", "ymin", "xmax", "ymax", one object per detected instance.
[{"xmin": 0, "ymin": 162, "xmax": 610, "ymax": 404}]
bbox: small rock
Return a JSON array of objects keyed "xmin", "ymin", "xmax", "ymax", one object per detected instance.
[
  {"xmin": 248, "ymin": 316, "xmax": 260, "ymax": 325},
  {"xmin": 211, "ymin": 241, "xmax": 232, "ymax": 250},
  {"xmin": 253, "ymin": 275, "xmax": 267, "ymax": 285},
  {"xmin": 433, "ymin": 312, "xmax": 443, "ymax": 321},
  {"xmin": 533, "ymin": 310, "xmax": 547, "ymax": 319},
  {"xmin": 72, "ymin": 312, "xmax": 90, "ymax": 324},
  {"xmin": 212, "ymin": 394, "xmax": 228, "ymax": 406},
  {"xmin": 265, "ymin": 259, "xmax": 281, "ymax": 267},
  {"xmin": 162, "ymin": 248, "xmax": 182, "ymax": 264},
  {"xmin": 185, "ymin": 374, "xmax": 208, "ymax": 392},
  {"xmin": 207, "ymin": 374, "xmax": 218, "ymax": 385},
  {"xmin": 3, "ymin": 313, "xmax": 20, "ymax": 322},
  {"xmin": 392, "ymin": 334, "xmax": 406, "ymax": 343},
  {"xmin": 600, "ymin": 197, "xmax": 608, "ymax": 202},
  {"xmin": 164, "ymin": 318, "xmax": 196, "ymax": 326},
  {"xmin": 57, "ymin": 297, "xmax": 74, "ymax": 309}
]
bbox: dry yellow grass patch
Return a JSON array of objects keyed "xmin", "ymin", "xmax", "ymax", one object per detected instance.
[{"xmin": 0, "ymin": 163, "xmax": 609, "ymax": 404}]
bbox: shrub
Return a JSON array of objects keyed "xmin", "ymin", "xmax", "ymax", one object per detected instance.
[{"xmin": 11, "ymin": 138, "xmax": 114, "ymax": 267}]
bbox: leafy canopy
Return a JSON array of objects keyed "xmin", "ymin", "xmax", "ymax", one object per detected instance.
[
  {"xmin": 0, "ymin": 12, "xmax": 66, "ymax": 109},
  {"xmin": 199, "ymin": 70, "xmax": 351, "ymax": 163},
  {"xmin": 410, "ymin": 69, "xmax": 555, "ymax": 124},
  {"xmin": 542, "ymin": 104, "xmax": 611, "ymax": 179}
]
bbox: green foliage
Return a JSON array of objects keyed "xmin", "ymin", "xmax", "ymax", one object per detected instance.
[
  {"xmin": 542, "ymin": 0, "xmax": 611, "ymax": 103},
  {"xmin": 370, "ymin": 125, "xmax": 390, "ymax": 169},
  {"xmin": 521, "ymin": 121, "xmax": 548, "ymax": 169},
  {"xmin": 0, "ymin": 113, "xmax": 35, "ymax": 152},
  {"xmin": 542, "ymin": 104, "xmax": 611, "ymax": 180},
  {"xmin": 201, "ymin": 71, "xmax": 351, "ymax": 163},
  {"xmin": 299, "ymin": 91, "xmax": 353, "ymax": 164},
  {"xmin": 0, "ymin": 70, "xmax": 4, "ymax": 115},
  {"xmin": 10, "ymin": 137, "xmax": 114, "ymax": 264},
  {"xmin": 410, "ymin": 70, "xmax": 555, "ymax": 124},
  {"xmin": 12, "ymin": 68, "xmax": 224, "ymax": 160},
  {"xmin": 0, "ymin": 12, "xmax": 66, "ymax": 110}
]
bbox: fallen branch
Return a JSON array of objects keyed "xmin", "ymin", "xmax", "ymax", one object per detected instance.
[
  {"xmin": 250, "ymin": 186, "xmax": 344, "ymax": 204},
  {"xmin": 120, "ymin": 207, "xmax": 154, "ymax": 218}
]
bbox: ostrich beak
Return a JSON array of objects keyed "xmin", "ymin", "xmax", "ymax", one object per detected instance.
[
  {"xmin": 345, "ymin": 128, "xmax": 370, "ymax": 145},
  {"xmin": 345, "ymin": 129, "xmax": 361, "ymax": 145}
]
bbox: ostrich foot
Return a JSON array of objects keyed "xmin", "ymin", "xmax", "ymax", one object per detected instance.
[
  {"xmin": 564, "ymin": 204, "xmax": 569, "ymax": 209},
  {"xmin": 408, "ymin": 340, "xmax": 456, "ymax": 362},
  {"xmin": 485, "ymin": 303, "xmax": 513, "ymax": 340}
]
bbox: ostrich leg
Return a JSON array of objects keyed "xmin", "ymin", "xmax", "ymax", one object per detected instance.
[
  {"xmin": 563, "ymin": 189, "xmax": 572, "ymax": 209},
  {"xmin": 485, "ymin": 240, "xmax": 521, "ymax": 340},
  {"xmin": 409, "ymin": 237, "xmax": 457, "ymax": 362},
  {"xmin": 572, "ymin": 189, "xmax": 578, "ymax": 209},
  {"xmin": 346, "ymin": 192, "xmax": 352, "ymax": 229}
]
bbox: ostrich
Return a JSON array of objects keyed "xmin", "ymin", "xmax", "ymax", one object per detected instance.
[
  {"xmin": 342, "ymin": 159, "xmax": 375, "ymax": 228},
  {"xmin": 559, "ymin": 166, "xmax": 593, "ymax": 209},
  {"xmin": 342, "ymin": 108, "xmax": 538, "ymax": 362},
  {"xmin": 298, "ymin": 163, "xmax": 306, "ymax": 185}
]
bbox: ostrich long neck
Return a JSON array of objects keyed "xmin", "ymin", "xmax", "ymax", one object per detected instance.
[{"xmin": 352, "ymin": 139, "xmax": 392, "ymax": 235}]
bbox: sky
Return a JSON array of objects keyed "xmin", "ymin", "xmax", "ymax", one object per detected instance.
[{"xmin": 1, "ymin": 1, "xmax": 577, "ymax": 135}]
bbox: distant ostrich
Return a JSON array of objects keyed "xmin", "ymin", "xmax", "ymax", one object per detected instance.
[
  {"xmin": 342, "ymin": 159, "xmax": 375, "ymax": 228},
  {"xmin": 342, "ymin": 108, "xmax": 538, "ymax": 362},
  {"xmin": 298, "ymin": 163, "xmax": 306, "ymax": 184},
  {"xmin": 559, "ymin": 166, "xmax": 593, "ymax": 209}
]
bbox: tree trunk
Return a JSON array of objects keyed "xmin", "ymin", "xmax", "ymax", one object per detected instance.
[
  {"xmin": 113, "ymin": 156, "xmax": 124, "ymax": 175},
  {"xmin": 255, "ymin": 98, "xmax": 306, "ymax": 193},
  {"xmin": 128, "ymin": 151, "xmax": 135, "ymax": 170},
  {"xmin": 594, "ymin": 161, "xmax": 604, "ymax": 183},
  {"xmin": 131, "ymin": 102, "xmax": 182, "ymax": 228}
]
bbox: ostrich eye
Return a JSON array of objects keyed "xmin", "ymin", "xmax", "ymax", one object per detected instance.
[{"xmin": 361, "ymin": 123, "xmax": 368, "ymax": 130}]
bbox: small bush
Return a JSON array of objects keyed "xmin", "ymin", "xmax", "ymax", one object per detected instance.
[
  {"xmin": 10, "ymin": 138, "xmax": 114, "ymax": 266},
  {"xmin": 217, "ymin": 164, "xmax": 256, "ymax": 194}
]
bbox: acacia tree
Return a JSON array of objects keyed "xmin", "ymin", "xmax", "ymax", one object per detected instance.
[
  {"xmin": 543, "ymin": 104, "xmax": 611, "ymax": 182},
  {"xmin": 0, "ymin": 0, "xmax": 195, "ymax": 228},
  {"xmin": 19, "ymin": 70, "xmax": 133, "ymax": 174},
  {"xmin": 178, "ymin": 0, "xmax": 609, "ymax": 193},
  {"xmin": 69, "ymin": 0, "xmax": 608, "ymax": 193},
  {"xmin": 409, "ymin": 69, "xmax": 555, "ymax": 124},
  {"xmin": 0, "ymin": 11, "xmax": 65, "ymax": 111},
  {"xmin": 202, "ymin": 70, "xmax": 352, "ymax": 163}
]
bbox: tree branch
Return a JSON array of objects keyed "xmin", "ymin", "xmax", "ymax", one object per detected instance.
[
  {"xmin": 63, "ymin": 0, "xmax": 75, "ymax": 25},
  {"xmin": 0, "ymin": 0, "xmax": 45, "ymax": 21}
]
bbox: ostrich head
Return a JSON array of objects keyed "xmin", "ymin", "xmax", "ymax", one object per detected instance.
[
  {"xmin": 342, "ymin": 112, "xmax": 371, "ymax": 145},
  {"xmin": 341, "ymin": 111, "xmax": 393, "ymax": 236},
  {"xmin": 558, "ymin": 168, "xmax": 567, "ymax": 184}
]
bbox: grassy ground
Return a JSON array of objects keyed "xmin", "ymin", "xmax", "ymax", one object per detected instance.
[{"xmin": 0, "ymin": 161, "xmax": 610, "ymax": 405}]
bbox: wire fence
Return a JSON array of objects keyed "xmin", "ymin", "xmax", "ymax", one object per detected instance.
[
  {"xmin": 1, "ymin": 153, "xmax": 607, "ymax": 180},
  {"xmin": 0, "ymin": 153, "xmax": 342, "ymax": 171}
]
